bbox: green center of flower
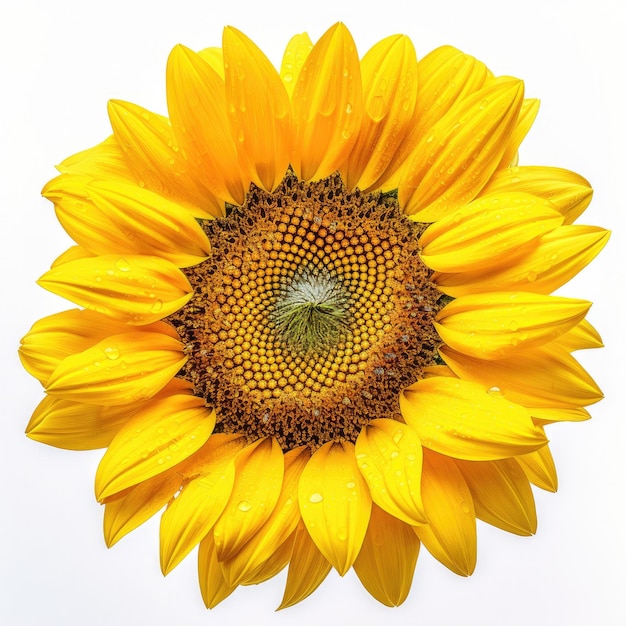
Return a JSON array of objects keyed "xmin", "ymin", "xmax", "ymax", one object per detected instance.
[
  {"xmin": 168, "ymin": 172, "xmax": 445, "ymax": 450},
  {"xmin": 272, "ymin": 268, "xmax": 351, "ymax": 355}
]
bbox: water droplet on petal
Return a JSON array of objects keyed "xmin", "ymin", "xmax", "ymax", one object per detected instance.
[
  {"xmin": 103, "ymin": 345, "xmax": 120, "ymax": 360},
  {"xmin": 392, "ymin": 429, "xmax": 404, "ymax": 444},
  {"xmin": 346, "ymin": 481, "xmax": 356, "ymax": 490},
  {"xmin": 237, "ymin": 500, "xmax": 251, "ymax": 512},
  {"xmin": 115, "ymin": 258, "xmax": 131, "ymax": 272},
  {"xmin": 487, "ymin": 386, "xmax": 504, "ymax": 397},
  {"xmin": 309, "ymin": 492, "xmax": 323, "ymax": 504},
  {"xmin": 151, "ymin": 299, "xmax": 164, "ymax": 313}
]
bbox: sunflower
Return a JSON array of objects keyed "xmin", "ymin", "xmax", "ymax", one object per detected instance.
[{"xmin": 19, "ymin": 23, "xmax": 608, "ymax": 609}]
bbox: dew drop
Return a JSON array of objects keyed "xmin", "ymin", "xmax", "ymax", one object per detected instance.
[
  {"xmin": 345, "ymin": 103, "xmax": 352, "ymax": 114},
  {"xmin": 151, "ymin": 299, "xmax": 164, "ymax": 313},
  {"xmin": 103, "ymin": 345, "xmax": 120, "ymax": 360},
  {"xmin": 309, "ymin": 492, "xmax": 323, "ymax": 504},
  {"xmin": 527, "ymin": 270, "xmax": 538, "ymax": 282},
  {"xmin": 390, "ymin": 450, "xmax": 400, "ymax": 460},
  {"xmin": 346, "ymin": 481, "xmax": 356, "ymax": 490},
  {"xmin": 460, "ymin": 500, "xmax": 471, "ymax": 514},
  {"xmin": 487, "ymin": 386, "xmax": 505, "ymax": 397},
  {"xmin": 115, "ymin": 258, "xmax": 131, "ymax": 272},
  {"xmin": 237, "ymin": 500, "xmax": 252, "ymax": 512}
]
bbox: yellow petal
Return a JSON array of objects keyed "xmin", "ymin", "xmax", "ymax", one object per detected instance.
[
  {"xmin": 44, "ymin": 175, "xmax": 211, "ymax": 266},
  {"xmin": 165, "ymin": 45, "xmax": 245, "ymax": 205},
  {"xmin": 56, "ymin": 135, "xmax": 134, "ymax": 183},
  {"xmin": 197, "ymin": 47, "xmax": 224, "ymax": 78},
  {"xmin": 26, "ymin": 395, "xmax": 134, "ymax": 450},
  {"xmin": 44, "ymin": 174, "xmax": 131, "ymax": 257},
  {"xmin": 413, "ymin": 46, "xmax": 491, "ymax": 136},
  {"xmin": 354, "ymin": 418, "xmax": 426, "ymax": 525},
  {"xmin": 399, "ymin": 79, "xmax": 524, "ymax": 221},
  {"xmin": 51, "ymin": 245, "xmax": 94, "ymax": 267},
  {"xmin": 103, "ymin": 433, "xmax": 247, "ymax": 547},
  {"xmin": 400, "ymin": 377, "xmax": 547, "ymax": 460},
  {"xmin": 530, "ymin": 406, "xmax": 591, "ymax": 423},
  {"xmin": 342, "ymin": 35, "xmax": 418, "ymax": 191},
  {"xmin": 278, "ymin": 521, "xmax": 332, "ymax": 610},
  {"xmin": 95, "ymin": 393, "xmax": 214, "ymax": 500},
  {"xmin": 86, "ymin": 180, "xmax": 211, "ymax": 266},
  {"xmin": 440, "ymin": 344, "xmax": 603, "ymax": 408},
  {"xmin": 434, "ymin": 225, "xmax": 610, "ymax": 297},
  {"xmin": 455, "ymin": 457, "xmax": 537, "ymax": 535},
  {"xmin": 498, "ymin": 98, "xmax": 540, "ymax": 169},
  {"xmin": 19, "ymin": 308, "xmax": 178, "ymax": 385},
  {"xmin": 550, "ymin": 318, "xmax": 604, "ymax": 351},
  {"xmin": 516, "ymin": 444, "xmax": 558, "ymax": 492},
  {"xmin": 160, "ymin": 436, "xmax": 244, "ymax": 574},
  {"xmin": 353, "ymin": 504, "xmax": 420, "ymax": 607},
  {"xmin": 104, "ymin": 462, "xmax": 185, "ymax": 547},
  {"xmin": 280, "ymin": 32, "xmax": 313, "ymax": 98},
  {"xmin": 419, "ymin": 192, "xmax": 563, "ymax": 273},
  {"xmin": 383, "ymin": 45, "xmax": 490, "ymax": 191},
  {"xmin": 38, "ymin": 254, "xmax": 192, "ymax": 325},
  {"xmin": 435, "ymin": 292, "xmax": 591, "ymax": 359},
  {"xmin": 480, "ymin": 165, "xmax": 593, "ymax": 223},
  {"xmin": 291, "ymin": 23, "xmax": 363, "ymax": 181},
  {"xmin": 198, "ymin": 532, "xmax": 237, "ymax": 609},
  {"xmin": 223, "ymin": 27, "xmax": 291, "ymax": 192},
  {"xmin": 107, "ymin": 99, "xmax": 220, "ymax": 215},
  {"xmin": 239, "ymin": 530, "xmax": 295, "ymax": 585},
  {"xmin": 414, "ymin": 450, "xmax": 476, "ymax": 576},
  {"xmin": 212, "ymin": 437, "xmax": 284, "ymax": 561},
  {"xmin": 220, "ymin": 446, "xmax": 309, "ymax": 585},
  {"xmin": 298, "ymin": 440, "xmax": 371, "ymax": 575},
  {"xmin": 45, "ymin": 331, "xmax": 186, "ymax": 406}
]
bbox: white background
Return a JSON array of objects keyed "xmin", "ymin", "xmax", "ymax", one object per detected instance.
[{"xmin": 1, "ymin": 0, "xmax": 624, "ymax": 624}]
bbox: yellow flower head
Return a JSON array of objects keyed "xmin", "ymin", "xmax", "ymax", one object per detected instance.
[{"xmin": 20, "ymin": 23, "xmax": 608, "ymax": 609}]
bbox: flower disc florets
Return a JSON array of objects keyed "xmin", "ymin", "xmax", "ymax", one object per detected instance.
[{"xmin": 169, "ymin": 172, "xmax": 444, "ymax": 450}]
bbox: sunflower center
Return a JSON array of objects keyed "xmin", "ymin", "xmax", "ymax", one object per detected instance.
[{"xmin": 169, "ymin": 172, "xmax": 444, "ymax": 450}]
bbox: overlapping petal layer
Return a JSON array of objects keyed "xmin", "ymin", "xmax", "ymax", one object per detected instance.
[
  {"xmin": 400, "ymin": 377, "xmax": 547, "ymax": 460},
  {"xmin": 298, "ymin": 441, "xmax": 371, "ymax": 575},
  {"xmin": 38, "ymin": 255, "xmax": 193, "ymax": 324}
]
